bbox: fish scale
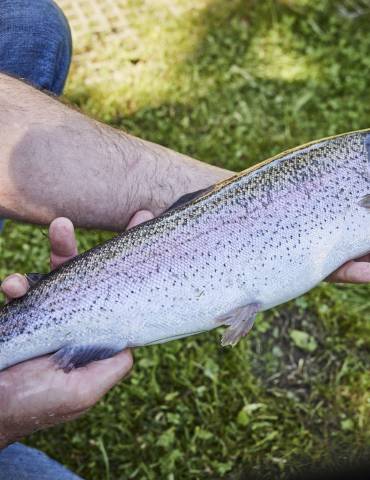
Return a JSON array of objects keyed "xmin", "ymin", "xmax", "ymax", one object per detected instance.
[{"xmin": 1, "ymin": 129, "xmax": 369, "ymax": 371}]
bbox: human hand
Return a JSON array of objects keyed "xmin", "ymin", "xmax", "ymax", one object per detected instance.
[
  {"xmin": 0, "ymin": 211, "xmax": 154, "ymax": 448},
  {"xmin": 326, "ymin": 253, "xmax": 370, "ymax": 283}
]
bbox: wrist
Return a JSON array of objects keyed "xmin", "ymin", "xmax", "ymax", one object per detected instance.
[{"xmin": 137, "ymin": 141, "xmax": 232, "ymax": 215}]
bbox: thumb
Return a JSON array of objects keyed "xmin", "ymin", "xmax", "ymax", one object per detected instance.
[
  {"xmin": 127, "ymin": 210, "xmax": 154, "ymax": 230},
  {"xmin": 75, "ymin": 349, "xmax": 134, "ymax": 404}
]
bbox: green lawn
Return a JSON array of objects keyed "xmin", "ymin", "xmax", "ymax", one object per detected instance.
[{"xmin": 1, "ymin": 0, "xmax": 370, "ymax": 478}]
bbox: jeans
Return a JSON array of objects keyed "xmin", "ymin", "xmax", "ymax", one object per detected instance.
[
  {"xmin": 0, "ymin": 1, "xmax": 81, "ymax": 478},
  {"xmin": 0, "ymin": 443, "xmax": 82, "ymax": 480},
  {"xmin": 0, "ymin": 0, "xmax": 72, "ymax": 232}
]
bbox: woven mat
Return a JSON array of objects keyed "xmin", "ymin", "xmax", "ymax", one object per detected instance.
[
  {"xmin": 54, "ymin": 0, "xmax": 202, "ymax": 103},
  {"xmin": 55, "ymin": 0, "xmax": 131, "ymax": 54}
]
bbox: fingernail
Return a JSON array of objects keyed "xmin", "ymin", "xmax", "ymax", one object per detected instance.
[
  {"xmin": 139, "ymin": 211, "xmax": 154, "ymax": 222},
  {"xmin": 2, "ymin": 274, "xmax": 27, "ymax": 292}
]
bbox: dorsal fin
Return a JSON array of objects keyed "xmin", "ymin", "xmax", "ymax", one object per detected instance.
[{"xmin": 165, "ymin": 186, "xmax": 213, "ymax": 212}]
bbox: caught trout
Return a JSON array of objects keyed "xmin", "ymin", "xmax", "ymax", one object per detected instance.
[{"xmin": 1, "ymin": 130, "xmax": 370, "ymax": 371}]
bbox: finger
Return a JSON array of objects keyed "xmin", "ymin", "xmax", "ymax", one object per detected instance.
[
  {"xmin": 49, "ymin": 218, "xmax": 78, "ymax": 270},
  {"xmin": 72, "ymin": 349, "xmax": 134, "ymax": 405},
  {"xmin": 327, "ymin": 260, "xmax": 370, "ymax": 283},
  {"xmin": 127, "ymin": 210, "xmax": 154, "ymax": 230},
  {"xmin": 1, "ymin": 274, "xmax": 29, "ymax": 301},
  {"xmin": 354, "ymin": 253, "xmax": 370, "ymax": 263}
]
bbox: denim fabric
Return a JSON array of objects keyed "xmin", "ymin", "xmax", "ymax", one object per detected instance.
[
  {"xmin": 0, "ymin": 0, "xmax": 72, "ymax": 94},
  {"xmin": 0, "ymin": 443, "xmax": 82, "ymax": 480},
  {"xmin": 0, "ymin": 0, "xmax": 72, "ymax": 232}
]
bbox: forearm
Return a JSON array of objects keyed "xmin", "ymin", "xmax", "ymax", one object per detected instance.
[{"xmin": 0, "ymin": 74, "xmax": 231, "ymax": 230}]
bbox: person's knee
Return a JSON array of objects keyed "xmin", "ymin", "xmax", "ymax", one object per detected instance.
[
  {"xmin": 0, "ymin": 0, "xmax": 72, "ymax": 95},
  {"xmin": 0, "ymin": 0, "xmax": 71, "ymax": 47}
]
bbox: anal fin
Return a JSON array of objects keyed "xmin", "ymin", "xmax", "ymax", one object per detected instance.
[
  {"xmin": 217, "ymin": 303, "xmax": 260, "ymax": 347},
  {"xmin": 52, "ymin": 344, "xmax": 121, "ymax": 373}
]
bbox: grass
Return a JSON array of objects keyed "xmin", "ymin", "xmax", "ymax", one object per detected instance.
[{"xmin": 1, "ymin": 0, "xmax": 370, "ymax": 478}]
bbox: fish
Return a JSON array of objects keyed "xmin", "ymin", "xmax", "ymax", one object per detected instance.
[{"xmin": 1, "ymin": 129, "xmax": 370, "ymax": 372}]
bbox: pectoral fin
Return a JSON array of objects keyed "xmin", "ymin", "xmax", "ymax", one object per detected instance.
[
  {"xmin": 52, "ymin": 344, "xmax": 121, "ymax": 372},
  {"xmin": 217, "ymin": 303, "xmax": 260, "ymax": 347},
  {"xmin": 25, "ymin": 272, "xmax": 47, "ymax": 287}
]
